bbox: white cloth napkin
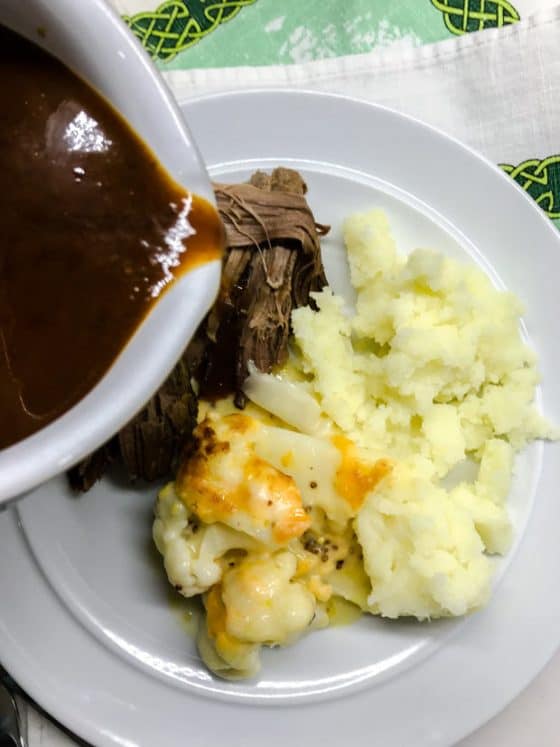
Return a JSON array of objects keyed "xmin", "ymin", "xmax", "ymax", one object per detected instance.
[{"xmin": 163, "ymin": 5, "xmax": 560, "ymax": 178}]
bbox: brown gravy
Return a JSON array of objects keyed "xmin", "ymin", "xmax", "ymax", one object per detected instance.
[{"xmin": 0, "ymin": 25, "xmax": 223, "ymax": 450}]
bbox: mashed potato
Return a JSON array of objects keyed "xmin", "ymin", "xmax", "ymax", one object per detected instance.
[
  {"xmin": 290, "ymin": 208, "xmax": 554, "ymax": 619},
  {"xmin": 154, "ymin": 208, "xmax": 554, "ymax": 679},
  {"xmin": 293, "ymin": 209, "xmax": 551, "ymax": 465}
]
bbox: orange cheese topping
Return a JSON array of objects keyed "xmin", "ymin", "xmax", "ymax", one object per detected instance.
[
  {"xmin": 176, "ymin": 414, "xmax": 310, "ymax": 545},
  {"xmin": 332, "ymin": 434, "xmax": 392, "ymax": 511},
  {"xmin": 281, "ymin": 450, "xmax": 294, "ymax": 468},
  {"xmin": 205, "ymin": 584, "xmax": 227, "ymax": 639},
  {"xmin": 204, "ymin": 584, "xmax": 253, "ymax": 663}
]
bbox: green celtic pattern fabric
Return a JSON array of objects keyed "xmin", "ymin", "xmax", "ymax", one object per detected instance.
[
  {"xmin": 118, "ymin": 1, "xmax": 560, "ymax": 225},
  {"xmin": 124, "ymin": 0, "xmax": 256, "ymax": 60},
  {"xmin": 430, "ymin": 0, "xmax": 520, "ymax": 35},
  {"xmin": 123, "ymin": 0, "xmax": 525, "ymax": 70},
  {"xmin": 501, "ymin": 157, "xmax": 560, "ymax": 220}
]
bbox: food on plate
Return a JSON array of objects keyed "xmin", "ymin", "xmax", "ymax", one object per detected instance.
[
  {"xmin": 0, "ymin": 24, "xmax": 222, "ymax": 450},
  {"xmin": 154, "ymin": 400, "xmax": 387, "ymax": 678},
  {"xmin": 70, "ymin": 168, "xmax": 328, "ymax": 490},
  {"xmin": 200, "ymin": 170, "xmax": 329, "ymax": 405},
  {"xmin": 289, "ymin": 208, "xmax": 555, "ymax": 618},
  {"xmin": 67, "ymin": 159, "xmax": 553, "ymax": 678},
  {"xmin": 153, "ymin": 201, "xmax": 555, "ymax": 678},
  {"xmin": 68, "ymin": 355, "xmax": 198, "ymax": 491}
]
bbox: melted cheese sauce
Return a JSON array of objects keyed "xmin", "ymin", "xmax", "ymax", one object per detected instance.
[
  {"xmin": 157, "ymin": 401, "xmax": 391, "ymax": 679},
  {"xmin": 176, "ymin": 414, "xmax": 310, "ymax": 546},
  {"xmin": 331, "ymin": 435, "xmax": 393, "ymax": 511}
]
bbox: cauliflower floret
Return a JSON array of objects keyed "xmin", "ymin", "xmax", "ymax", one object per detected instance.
[
  {"xmin": 198, "ymin": 584, "xmax": 261, "ymax": 680},
  {"xmin": 153, "ymin": 483, "xmax": 256, "ymax": 597},
  {"xmin": 176, "ymin": 413, "xmax": 310, "ymax": 546},
  {"xmin": 221, "ymin": 552, "xmax": 316, "ymax": 644},
  {"xmin": 197, "ymin": 552, "xmax": 317, "ymax": 680},
  {"xmin": 254, "ymin": 425, "xmax": 391, "ymax": 525}
]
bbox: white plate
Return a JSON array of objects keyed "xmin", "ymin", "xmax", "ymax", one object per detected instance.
[{"xmin": 1, "ymin": 91, "xmax": 560, "ymax": 747}]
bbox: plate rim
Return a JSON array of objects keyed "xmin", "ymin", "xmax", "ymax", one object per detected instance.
[{"xmin": 183, "ymin": 86, "xmax": 560, "ymax": 244}]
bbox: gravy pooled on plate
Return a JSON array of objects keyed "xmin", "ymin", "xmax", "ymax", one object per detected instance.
[{"xmin": 0, "ymin": 25, "xmax": 223, "ymax": 450}]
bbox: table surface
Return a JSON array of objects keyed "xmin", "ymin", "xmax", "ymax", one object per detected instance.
[{"xmin": 15, "ymin": 645, "xmax": 560, "ymax": 746}]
